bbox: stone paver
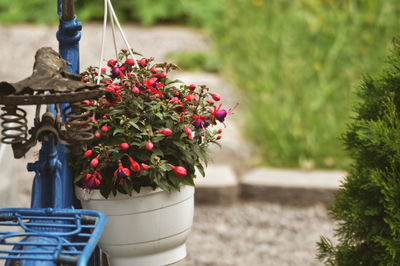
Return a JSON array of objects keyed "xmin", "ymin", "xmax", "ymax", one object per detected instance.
[
  {"xmin": 195, "ymin": 165, "xmax": 238, "ymax": 205},
  {"xmin": 241, "ymin": 168, "xmax": 346, "ymax": 206}
]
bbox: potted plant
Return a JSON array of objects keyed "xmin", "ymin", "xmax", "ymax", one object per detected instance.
[{"xmin": 72, "ymin": 49, "xmax": 233, "ymax": 265}]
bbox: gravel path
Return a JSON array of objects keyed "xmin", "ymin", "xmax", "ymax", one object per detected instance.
[{"xmin": 177, "ymin": 202, "xmax": 334, "ymax": 266}]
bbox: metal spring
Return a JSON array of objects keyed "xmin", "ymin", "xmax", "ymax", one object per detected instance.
[
  {"xmin": 0, "ymin": 106, "xmax": 28, "ymax": 144},
  {"xmin": 63, "ymin": 102, "xmax": 94, "ymax": 143}
]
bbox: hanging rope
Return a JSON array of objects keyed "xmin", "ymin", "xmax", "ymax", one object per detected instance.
[{"xmin": 97, "ymin": 0, "xmax": 140, "ymax": 84}]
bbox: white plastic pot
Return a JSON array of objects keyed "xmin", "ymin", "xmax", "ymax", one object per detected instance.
[{"xmin": 75, "ymin": 185, "xmax": 194, "ymax": 266}]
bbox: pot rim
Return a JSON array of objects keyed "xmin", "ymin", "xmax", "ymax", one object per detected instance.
[{"xmin": 75, "ymin": 185, "xmax": 193, "ymax": 201}]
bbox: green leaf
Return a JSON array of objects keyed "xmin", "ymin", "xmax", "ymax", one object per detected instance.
[
  {"xmin": 196, "ymin": 163, "xmax": 206, "ymax": 177},
  {"xmin": 113, "ymin": 128, "xmax": 125, "ymax": 136}
]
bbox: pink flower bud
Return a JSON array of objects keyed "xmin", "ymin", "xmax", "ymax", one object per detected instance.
[
  {"xmin": 129, "ymin": 157, "xmax": 141, "ymax": 172},
  {"xmin": 132, "ymin": 86, "xmax": 140, "ymax": 94},
  {"xmin": 217, "ymin": 135, "xmax": 222, "ymax": 140},
  {"xmin": 125, "ymin": 58, "xmax": 134, "ymax": 65},
  {"xmin": 120, "ymin": 143, "xmax": 129, "ymax": 150},
  {"xmin": 184, "ymin": 127, "xmax": 192, "ymax": 135},
  {"xmin": 84, "ymin": 150, "xmax": 92, "ymax": 158},
  {"xmin": 170, "ymin": 165, "xmax": 187, "ymax": 178},
  {"xmin": 107, "ymin": 59, "xmax": 117, "ymax": 67},
  {"xmin": 154, "ymin": 156, "xmax": 159, "ymax": 162},
  {"xmin": 82, "ymin": 173, "xmax": 91, "ymax": 183},
  {"xmin": 90, "ymin": 157, "xmax": 99, "ymax": 168},
  {"xmin": 151, "ymin": 67, "xmax": 157, "ymax": 73},
  {"xmin": 188, "ymin": 134, "xmax": 194, "ymax": 140},
  {"xmin": 141, "ymin": 163, "xmax": 149, "ymax": 170},
  {"xmin": 82, "ymin": 100, "xmax": 93, "ymax": 106},
  {"xmin": 101, "ymin": 124, "xmax": 108, "ymax": 133},
  {"xmin": 218, "ymin": 129, "xmax": 223, "ymax": 133},
  {"xmin": 211, "ymin": 93, "xmax": 221, "ymax": 101},
  {"xmin": 161, "ymin": 128, "xmax": 173, "ymax": 136},
  {"xmin": 95, "ymin": 131, "xmax": 101, "ymax": 138},
  {"xmin": 146, "ymin": 141, "xmax": 154, "ymax": 151},
  {"xmin": 188, "ymin": 84, "xmax": 196, "ymax": 91},
  {"xmin": 138, "ymin": 59, "xmax": 147, "ymax": 66}
]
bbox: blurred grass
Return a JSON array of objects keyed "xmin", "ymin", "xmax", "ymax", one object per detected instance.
[
  {"xmin": 166, "ymin": 51, "xmax": 219, "ymax": 73},
  {"xmin": 209, "ymin": 0, "xmax": 400, "ymax": 169},
  {"xmin": 1, "ymin": 0, "xmax": 399, "ymax": 169}
]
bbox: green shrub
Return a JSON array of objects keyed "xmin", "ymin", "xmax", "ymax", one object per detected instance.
[{"xmin": 317, "ymin": 40, "xmax": 400, "ymax": 265}]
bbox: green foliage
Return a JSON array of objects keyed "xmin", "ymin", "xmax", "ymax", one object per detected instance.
[
  {"xmin": 72, "ymin": 50, "xmax": 226, "ymax": 197},
  {"xmin": 0, "ymin": 0, "xmax": 58, "ymax": 24},
  {"xmin": 209, "ymin": 0, "xmax": 400, "ymax": 168},
  {"xmin": 0, "ymin": 0, "xmax": 218, "ymax": 25},
  {"xmin": 317, "ymin": 41, "xmax": 400, "ymax": 265}
]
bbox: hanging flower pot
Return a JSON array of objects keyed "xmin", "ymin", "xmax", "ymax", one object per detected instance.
[
  {"xmin": 75, "ymin": 185, "xmax": 194, "ymax": 265},
  {"xmin": 71, "ymin": 1, "xmax": 237, "ymax": 265}
]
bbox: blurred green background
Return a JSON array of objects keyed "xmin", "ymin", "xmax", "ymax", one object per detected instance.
[{"xmin": 1, "ymin": 0, "xmax": 399, "ymax": 169}]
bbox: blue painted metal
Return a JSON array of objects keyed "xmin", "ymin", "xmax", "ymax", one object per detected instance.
[
  {"xmin": 0, "ymin": 2, "xmax": 106, "ymax": 265},
  {"xmin": 56, "ymin": 8, "xmax": 83, "ymax": 210},
  {"xmin": 0, "ymin": 208, "xmax": 106, "ymax": 266},
  {"xmin": 27, "ymin": 135, "xmax": 62, "ymax": 209}
]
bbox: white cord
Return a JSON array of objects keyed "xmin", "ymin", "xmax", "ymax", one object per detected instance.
[
  {"xmin": 97, "ymin": 0, "xmax": 108, "ymax": 85},
  {"xmin": 108, "ymin": 4, "xmax": 119, "ymax": 62},
  {"xmin": 107, "ymin": 0, "xmax": 140, "ymax": 69},
  {"xmin": 97, "ymin": 0, "xmax": 141, "ymax": 85}
]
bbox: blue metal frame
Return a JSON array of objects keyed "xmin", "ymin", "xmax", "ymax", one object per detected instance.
[
  {"xmin": 0, "ymin": 1, "xmax": 106, "ymax": 265},
  {"xmin": 0, "ymin": 208, "xmax": 106, "ymax": 266}
]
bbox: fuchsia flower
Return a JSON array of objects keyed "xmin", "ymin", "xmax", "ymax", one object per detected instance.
[
  {"xmin": 82, "ymin": 100, "xmax": 93, "ymax": 106},
  {"xmin": 125, "ymin": 58, "xmax": 134, "ymax": 65},
  {"xmin": 170, "ymin": 97, "xmax": 182, "ymax": 105},
  {"xmin": 128, "ymin": 157, "xmax": 141, "ymax": 172},
  {"xmin": 119, "ymin": 143, "xmax": 129, "ymax": 150},
  {"xmin": 137, "ymin": 59, "xmax": 147, "ymax": 67},
  {"xmin": 192, "ymin": 114, "xmax": 210, "ymax": 129},
  {"xmin": 90, "ymin": 157, "xmax": 99, "ymax": 168},
  {"xmin": 101, "ymin": 124, "xmax": 108, "ymax": 133},
  {"xmin": 107, "ymin": 59, "xmax": 117, "ymax": 67},
  {"xmin": 170, "ymin": 165, "xmax": 187, "ymax": 178},
  {"xmin": 114, "ymin": 162, "xmax": 130, "ymax": 185},
  {"xmin": 132, "ymin": 86, "xmax": 140, "ymax": 94},
  {"xmin": 184, "ymin": 127, "xmax": 192, "ymax": 135},
  {"xmin": 215, "ymin": 110, "xmax": 227, "ymax": 122},
  {"xmin": 141, "ymin": 163, "xmax": 149, "ymax": 170},
  {"xmin": 82, "ymin": 171, "xmax": 102, "ymax": 189},
  {"xmin": 153, "ymin": 72, "xmax": 166, "ymax": 78},
  {"xmin": 84, "ymin": 150, "xmax": 92, "ymax": 158},
  {"xmin": 211, "ymin": 93, "xmax": 221, "ymax": 101},
  {"xmin": 146, "ymin": 141, "xmax": 154, "ymax": 151},
  {"xmin": 144, "ymin": 78, "xmax": 163, "ymax": 97},
  {"xmin": 184, "ymin": 94, "xmax": 196, "ymax": 102},
  {"xmin": 160, "ymin": 128, "xmax": 173, "ymax": 136},
  {"xmin": 144, "ymin": 77, "xmax": 157, "ymax": 89}
]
